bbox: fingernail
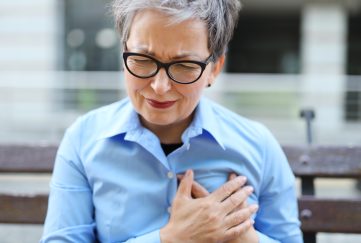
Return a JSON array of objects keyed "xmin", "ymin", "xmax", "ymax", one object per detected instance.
[
  {"xmin": 237, "ymin": 176, "xmax": 247, "ymax": 183},
  {"xmin": 185, "ymin": 170, "xmax": 190, "ymax": 176},
  {"xmin": 250, "ymin": 204, "xmax": 259, "ymax": 212},
  {"xmin": 244, "ymin": 186, "xmax": 254, "ymax": 194},
  {"xmin": 250, "ymin": 219, "xmax": 255, "ymax": 225}
]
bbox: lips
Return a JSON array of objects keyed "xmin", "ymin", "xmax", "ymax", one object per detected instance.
[{"xmin": 146, "ymin": 99, "xmax": 176, "ymax": 109}]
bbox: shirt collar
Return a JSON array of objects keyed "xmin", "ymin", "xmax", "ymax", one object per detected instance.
[
  {"xmin": 96, "ymin": 98, "xmax": 142, "ymax": 140},
  {"xmin": 184, "ymin": 97, "xmax": 226, "ymax": 150},
  {"xmin": 97, "ymin": 97, "xmax": 225, "ymax": 150}
]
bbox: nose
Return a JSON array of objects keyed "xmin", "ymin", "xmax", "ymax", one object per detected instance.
[{"xmin": 150, "ymin": 69, "xmax": 172, "ymax": 95}]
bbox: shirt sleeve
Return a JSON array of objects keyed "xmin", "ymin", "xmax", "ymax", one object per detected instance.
[
  {"xmin": 256, "ymin": 230, "xmax": 305, "ymax": 243},
  {"xmin": 41, "ymin": 119, "xmax": 96, "ymax": 242},
  {"xmin": 255, "ymin": 125, "xmax": 303, "ymax": 243},
  {"xmin": 256, "ymin": 230, "xmax": 279, "ymax": 243},
  {"xmin": 117, "ymin": 230, "xmax": 161, "ymax": 243}
]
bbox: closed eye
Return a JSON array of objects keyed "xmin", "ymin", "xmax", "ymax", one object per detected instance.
[{"xmin": 173, "ymin": 62, "xmax": 200, "ymax": 70}]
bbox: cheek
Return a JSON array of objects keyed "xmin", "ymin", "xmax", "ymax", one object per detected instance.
[
  {"xmin": 178, "ymin": 81, "xmax": 206, "ymax": 103},
  {"xmin": 124, "ymin": 72, "xmax": 147, "ymax": 92}
]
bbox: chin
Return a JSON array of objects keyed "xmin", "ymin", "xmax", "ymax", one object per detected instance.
[
  {"xmin": 141, "ymin": 113, "xmax": 175, "ymax": 126},
  {"xmin": 147, "ymin": 118, "xmax": 175, "ymax": 126}
]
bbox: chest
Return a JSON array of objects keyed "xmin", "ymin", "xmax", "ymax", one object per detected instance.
[{"xmin": 83, "ymin": 141, "xmax": 261, "ymax": 242}]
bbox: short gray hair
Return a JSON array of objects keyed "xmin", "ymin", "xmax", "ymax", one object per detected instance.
[{"xmin": 112, "ymin": 0, "xmax": 242, "ymax": 61}]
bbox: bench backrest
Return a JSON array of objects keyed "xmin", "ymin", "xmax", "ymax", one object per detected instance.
[
  {"xmin": 283, "ymin": 145, "xmax": 361, "ymax": 243},
  {"xmin": 0, "ymin": 144, "xmax": 56, "ymax": 224},
  {"xmin": 1, "ymin": 144, "xmax": 361, "ymax": 242}
]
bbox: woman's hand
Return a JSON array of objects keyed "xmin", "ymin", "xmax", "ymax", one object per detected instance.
[
  {"xmin": 172, "ymin": 172, "xmax": 259, "ymax": 243},
  {"xmin": 222, "ymin": 174, "xmax": 259, "ymax": 243},
  {"xmin": 160, "ymin": 170, "xmax": 258, "ymax": 243}
]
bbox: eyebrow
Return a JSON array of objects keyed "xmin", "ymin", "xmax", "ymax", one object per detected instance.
[{"xmin": 128, "ymin": 46, "xmax": 202, "ymax": 61}]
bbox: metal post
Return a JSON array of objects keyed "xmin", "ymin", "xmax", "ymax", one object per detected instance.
[
  {"xmin": 299, "ymin": 109, "xmax": 315, "ymax": 145},
  {"xmin": 299, "ymin": 108, "xmax": 316, "ymax": 243}
]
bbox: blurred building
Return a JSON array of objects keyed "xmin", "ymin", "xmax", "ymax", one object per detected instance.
[
  {"xmin": 0, "ymin": 0, "xmax": 361, "ymax": 145},
  {"xmin": 1, "ymin": 2, "xmax": 361, "ymax": 243},
  {"xmin": 229, "ymin": 0, "xmax": 361, "ymax": 128}
]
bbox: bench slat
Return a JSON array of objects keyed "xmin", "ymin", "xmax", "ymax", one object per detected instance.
[
  {"xmin": 299, "ymin": 196, "xmax": 361, "ymax": 233},
  {"xmin": 0, "ymin": 194, "xmax": 48, "ymax": 224},
  {"xmin": 1, "ymin": 144, "xmax": 360, "ymax": 177},
  {"xmin": 0, "ymin": 145, "xmax": 56, "ymax": 173},
  {"xmin": 2, "ymin": 193, "xmax": 361, "ymax": 232},
  {"xmin": 283, "ymin": 145, "xmax": 361, "ymax": 178}
]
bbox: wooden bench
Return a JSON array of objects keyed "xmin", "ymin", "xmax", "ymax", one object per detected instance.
[
  {"xmin": 1, "ymin": 144, "xmax": 361, "ymax": 242},
  {"xmin": 0, "ymin": 144, "xmax": 57, "ymax": 224}
]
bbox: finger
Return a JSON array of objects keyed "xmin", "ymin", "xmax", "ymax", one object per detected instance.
[
  {"xmin": 228, "ymin": 173, "xmax": 237, "ymax": 181},
  {"xmin": 224, "ymin": 204, "xmax": 258, "ymax": 229},
  {"xmin": 239, "ymin": 199, "xmax": 248, "ymax": 209},
  {"xmin": 178, "ymin": 173, "xmax": 210, "ymax": 198},
  {"xmin": 221, "ymin": 185, "xmax": 254, "ymax": 213},
  {"xmin": 177, "ymin": 174, "xmax": 184, "ymax": 187},
  {"xmin": 191, "ymin": 180, "xmax": 210, "ymax": 198},
  {"xmin": 224, "ymin": 218, "xmax": 255, "ymax": 241},
  {"xmin": 210, "ymin": 176, "xmax": 247, "ymax": 202},
  {"xmin": 230, "ymin": 197, "xmax": 248, "ymax": 214},
  {"xmin": 176, "ymin": 170, "xmax": 194, "ymax": 199},
  {"xmin": 227, "ymin": 173, "xmax": 248, "ymax": 212}
]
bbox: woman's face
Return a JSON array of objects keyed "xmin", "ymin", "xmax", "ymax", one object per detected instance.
[{"xmin": 124, "ymin": 9, "xmax": 224, "ymax": 132}]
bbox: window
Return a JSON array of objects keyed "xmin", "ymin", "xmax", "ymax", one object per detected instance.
[
  {"xmin": 61, "ymin": 0, "xmax": 122, "ymax": 111},
  {"xmin": 63, "ymin": 0, "xmax": 120, "ymax": 71},
  {"xmin": 345, "ymin": 13, "xmax": 361, "ymax": 121},
  {"xmin": 227, "ymin": 14, "xmax": 301, "ymax": 74}
]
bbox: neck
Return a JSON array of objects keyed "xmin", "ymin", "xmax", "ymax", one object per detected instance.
[{"xmin": 140, "ymin": 114, "xmax": 194, "ymax": 144}]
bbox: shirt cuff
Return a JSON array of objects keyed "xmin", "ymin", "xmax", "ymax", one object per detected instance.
[{"xmin": 40, "ymin": 224, "xmax": 96, "ymax": 243}]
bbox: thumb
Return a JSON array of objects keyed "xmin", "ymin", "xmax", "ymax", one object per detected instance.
[
  {"xmin": 191, "ymin": 180, "xmax": 210, "ymax": 198},
  {"xmin": 176, "ymin": 169, "xmax": 193, "ymax": 198}
]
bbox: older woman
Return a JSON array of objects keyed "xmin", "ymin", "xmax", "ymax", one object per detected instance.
[{"xmin": 41, "ymin": 0, "xmax": 302, "ymax": 243}]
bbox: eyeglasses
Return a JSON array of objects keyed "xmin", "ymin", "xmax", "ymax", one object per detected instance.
[{"xmin": 122, "ymin": 52, "xmax": 212, "ymax": 84}]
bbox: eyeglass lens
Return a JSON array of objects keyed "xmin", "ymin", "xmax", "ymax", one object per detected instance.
[{"xmin": 126, "ymin": 55, "xmax": 203, "ymax": 83}]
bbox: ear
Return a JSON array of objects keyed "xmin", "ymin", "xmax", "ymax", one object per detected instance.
[{"xmin": 208, "ymin": 54, "xmax": 225, "ymax": 86}]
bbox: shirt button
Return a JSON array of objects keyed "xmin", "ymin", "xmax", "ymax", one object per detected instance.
[
  {"xmin": 167, "ymin": 171, "xmax": 174, "ymax": 179},
  {"xmin": 167, "ymin": 206, "xmax": 172, "ymax": 214}
]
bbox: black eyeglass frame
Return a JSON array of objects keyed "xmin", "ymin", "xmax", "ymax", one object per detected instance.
[{"xmin": 122, "ymin": 52, "xmax": 213, "ymax": 84}]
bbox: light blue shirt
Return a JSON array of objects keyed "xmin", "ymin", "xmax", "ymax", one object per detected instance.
[{"xmin": 41, "ymin": 97, "xmax": 302, "ymax": 243}]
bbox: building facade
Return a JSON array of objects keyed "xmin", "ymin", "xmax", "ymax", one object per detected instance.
[{"xmin": 0, "ymin": 0, "xmax": 360, "ymax": 144}]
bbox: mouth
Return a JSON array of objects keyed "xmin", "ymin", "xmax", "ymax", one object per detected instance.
[{"xmin": 146, "ymin": 99, "xmax": 176, "ymax": 109}]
